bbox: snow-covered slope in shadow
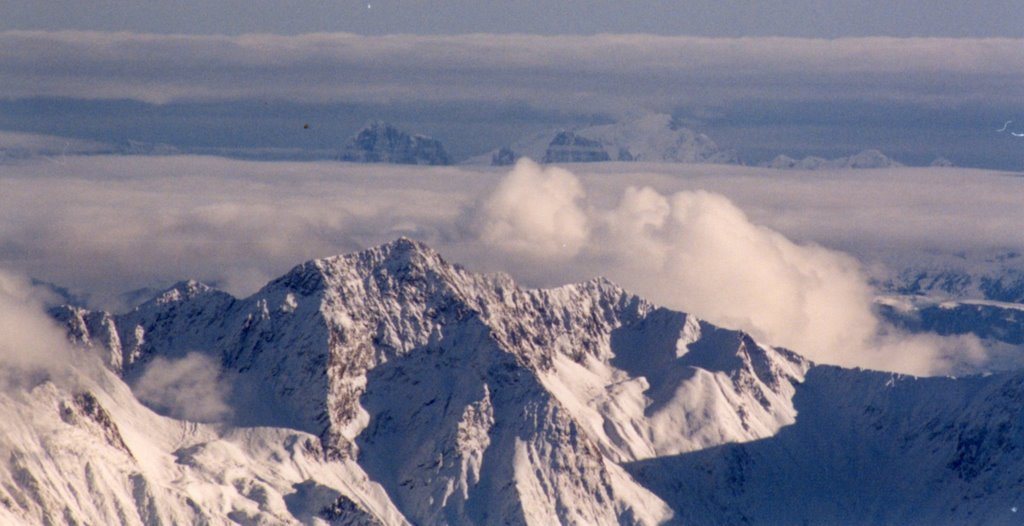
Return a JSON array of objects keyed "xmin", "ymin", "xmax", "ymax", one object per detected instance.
[
  {"xmin": 25, "ymin": 238, "xmax": 1021, "ymax": 525},
  {"xmin": 626, "ymin": 366, "xmax": 1024, "ymax": 525}
]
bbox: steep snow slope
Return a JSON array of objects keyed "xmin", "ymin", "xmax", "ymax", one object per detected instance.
[
  {"xmin": 0, "ymin": 365, "xmax": 405, "ymax": 525},
  {"xmin": 627, "ymin": 366, "xmax": 1024, "ymax": 525},
  {"xmin": 55, "ymin": 239, "xmax": 689, "ymax": 524},
  {"xmin": 47, "ymin": 239, "xmax": 809, "ymax": 524},
  {"xmin": 23, "ymin": 238, "xmax": 1024, "ymax": 525}
]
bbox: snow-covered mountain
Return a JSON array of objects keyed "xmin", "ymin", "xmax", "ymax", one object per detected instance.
[
  {"xmin": 4, "ymin": 239, "xmax": 1022, "ymax": 524},
  {"xmin": 467, "ymin": 114, "xmax": 737, "ymax": 166},
  {"xmin": 877, "ymin": 295, "xmax": 1024, "ymax": 371},
  {"xmin": 879, "ymin": 251, "xmax": 1024, "ymax": 304},
  {"xmin": 340, "ymin": 122, "xmax": 451, "ymax": 165},
  {"xmin": 627, "ymin": 366, "xmax": 1024, "ymax": 525},
  {"xmin": 762, "ymin": 149, "xmax": 901, "ymax": 170},
  {"xmin": 542, "ymin": 131, "xmax": 612, "ymax": 163},
  {"xmin": 868, "ymin": 249, "xmax": 1024, "ymax": 372}
]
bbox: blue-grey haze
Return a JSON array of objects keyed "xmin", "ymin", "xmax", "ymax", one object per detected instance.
[
  {"xmin": 3, "ymin": 98, "xmax": 1022, "ymax": 170},
  {"xmin": 2, "ymin": 1, "xmax": 1023, "ymax": 38}
]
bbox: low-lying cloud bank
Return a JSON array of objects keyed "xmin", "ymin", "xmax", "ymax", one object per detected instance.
[
  {"xmin": 1, "ymin": 155, "xmax": 1021, "ymax": 376},
  {"xmin": 1, "ymin": 31, "xmax": 1023, "ymax": 110},
  {"xmin": 473, "ymin": 160, "xmax": 987, "ymax": 375}
]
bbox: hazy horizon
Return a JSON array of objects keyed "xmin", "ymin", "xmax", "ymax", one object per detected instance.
[{"xmin": 2, "ymin": 31, "xmax": 1023, "ymax": 170}]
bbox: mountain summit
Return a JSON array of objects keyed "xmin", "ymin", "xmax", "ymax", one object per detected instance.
[
  {"xmin": 470, "ymin": 113, "xmax": 737, "ymax": 166},
  {"xmin": 340, "ymin": 122, "xmax": 451, "ymax": 165},
  {"xmin": 11, "ymin": 239, "xmax": 1024, "ymax": 524},
  {"xmin": 762, "ymin": 149, "xmax": 901, "ymax": 170}
]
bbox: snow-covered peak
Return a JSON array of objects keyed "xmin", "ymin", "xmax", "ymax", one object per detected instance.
[
  {"xmin": 576, "ymin": 113, "xmax": 736, "ymax": 164},
  {"xmin": 146, "ymin": 279, "xmax": 218, "ymax": 306},
  {"xmin": 30, "ymin": 238, "xmax": 1024, "ymax": 524},
  {"xmin": 845, "ymin": 148, "xmax": 897, "ymax": 168},
  {"xmin": 322, "ymin": 236, "xmax": 446, "ymax": 277},
  {"xmin": 763, "ymin": 149, "xmax": 902, "ymax": 170},
  {"xmin": 467, "ymin": 113, "xmax": 737, "ymax": 165},
  {"xmin": 53, "ymin": 239, "xmax": 818, "ymax": 523},
  {"xmin": 267, "ymin": 237, "xmax": 446, "ymax": 295},
  {"xmin": 340, "ymin": 122, "xmax": 451, "ymax": 165}
]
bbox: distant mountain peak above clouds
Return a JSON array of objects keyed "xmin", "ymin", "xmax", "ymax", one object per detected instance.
[
  {"xmin": 340, "ymin": 121, "xmax": 451, "ymax": 165},
  {"xmin": 762, "ymin": 149, "xmax": 902, "ymax": 170},
  {"xmin": 469, "ymin": 113, "xmax": 738, "ymax": 166},
  {"xmin": 543, "ymin": 130, "xmax": 611, "ymax": 163}
]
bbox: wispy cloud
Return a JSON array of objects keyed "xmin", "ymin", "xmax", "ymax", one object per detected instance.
[
  {"xmin": 132, "ymin": 352, "xmax": 232, "ymax": 422},
  {"xmin": 0, "ymin": 268, "xmax": 84, "ymax": 387}
]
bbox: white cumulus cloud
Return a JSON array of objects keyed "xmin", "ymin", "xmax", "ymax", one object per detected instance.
[
  {"xmin": 478, "ymin": 163, "xmax": 989, "ymax": 375},
  {"xmin": 478, "ymin": 158, "xmax": 589, "ymax": 259}
]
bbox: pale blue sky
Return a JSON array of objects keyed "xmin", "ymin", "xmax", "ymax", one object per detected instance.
[{"xmin": 3, "ymin": 0, "xmax": 1023, "ymax": 37}]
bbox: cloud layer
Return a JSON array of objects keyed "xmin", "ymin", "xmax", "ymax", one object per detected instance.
[
  {"xmin": 478, "ymin": 160, "xmax": 589, "ymax": 259},
  {"xmin": 2, "ymin": 31, "xmax": 1023, "ymax": 111},
  {"xmin": 1, "ymin": 155, "xmax": 1021, "ymax": 375}
]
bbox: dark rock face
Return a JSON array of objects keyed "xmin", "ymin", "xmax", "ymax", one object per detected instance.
[
  {"xmin": 340, "ymin": 122, "xmax": 450, "ymax": 165},
  {"xmin": 59, "ymin": 392, "xmax": 134, "ymax": 458},
  {"xmin": 542, "ymin": 131, "xmax": 610, "ymax": 163}
]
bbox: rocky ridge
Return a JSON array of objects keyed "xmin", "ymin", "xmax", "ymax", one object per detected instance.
[
  {"xmin": 6, "ymin": 239, "xmax": 1021, "ymax": 524},
  {"xmin": 340, "ymin": 122, "xmax": 451, "ymax": 165},
  {"xmin": 473, "ymin": 113, "xmax": 737, "ymax": 166}
]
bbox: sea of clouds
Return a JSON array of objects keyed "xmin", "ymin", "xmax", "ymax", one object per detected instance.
[
  {"xmin": 2, "ymin": 154, "xmax": 1022, "ymax": 380},
  {"xmin": 3, "ymin": 29, "xmax": 1023, "ymax": 423}
]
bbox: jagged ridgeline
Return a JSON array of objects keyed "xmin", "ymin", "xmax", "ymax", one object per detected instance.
[
  {"xmin": 5, "ymin": 239, "xmax": 1021, "ymax": 525},
  {"xmin": 340, "ymin": 121, "xmax": 451, "ymax": 165},
  {"xmin": 478, "ymin": 113, "xmax": 739, "ymax": 167}
]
